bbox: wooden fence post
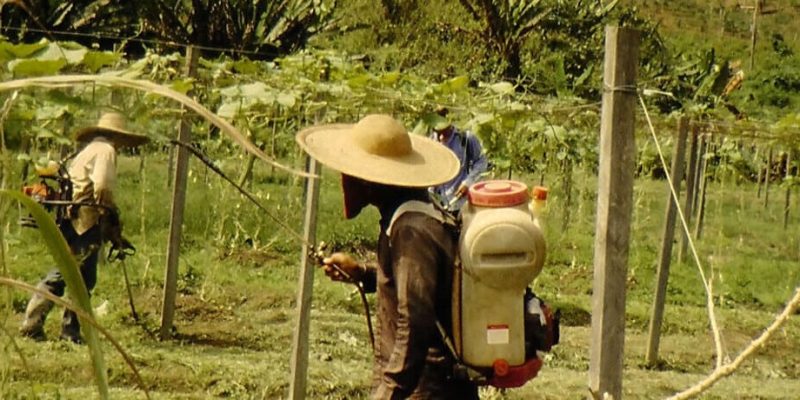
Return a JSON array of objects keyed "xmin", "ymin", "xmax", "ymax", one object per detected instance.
[
  {"xmin": 764, "ymin": 147, "xmax": 773, "ymax": 210},
  {"xmin": 160, "ymin": 46, "xmax": 199, "ymax": 339},
  {"xmin": 691, "ymin": 130, "xmax": 706, "ymax": 214},
  {"xmin": 784, "ymin": 150, "xmax": 793, "ymax": 229},
  {"xmin": 645, "ymin": 117, "xmax": 688, "ymax": 366},
  {"xmin": 756, "ymin": 146, "xmax": 765, "ymax": 198},
  {"xmin": 288, "ymin": 156, "xmax": 321, "ymax": 400},
  {"xmin": 588, "ymin": 25, "xmax": 639, "ymax": 400},
  {"xmin": 678, "ymin": 123, "xmax": 699, "ymax": 262},
  {"xmin": 694, "ymin": 133, "xmax": 711, "ymax": 240}
]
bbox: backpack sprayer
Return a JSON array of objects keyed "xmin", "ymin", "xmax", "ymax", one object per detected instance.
[
  {"xmin": 445, "ymin": 180, "xmax": 559, "ymax": 388},
  {"xmin": 377, "ymin": 180, "xmax": 559, "ymax": 389},
  {"xmin": 19, "ymin": 159, "xmax": 134, "ymax": 258},
  {"xmin": 20, "ymin": 161, "xmax": 73, "ymax": 228}
]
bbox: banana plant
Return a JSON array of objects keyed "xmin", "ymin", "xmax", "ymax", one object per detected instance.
[{"xmin": 459, "ymin": 0, "xmax": 551, "ymax": 80}]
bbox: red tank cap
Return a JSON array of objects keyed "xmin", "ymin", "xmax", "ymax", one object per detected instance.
[
  {"xmin": 468, "ymin": 180, "xmax": 529, "ymax": 207},
  {"xmin": 532, "ymin": 186, "xmax": 548, "ymax": 201},
  {"xmin": 493, "ymin": 359, "xmax": 510, "ymax": 377}
]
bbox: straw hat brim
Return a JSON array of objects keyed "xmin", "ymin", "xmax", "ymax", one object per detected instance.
[
  {"xmin": 296, "ymin": 123, "xmax": 460, "ymax": 188},
  {"xmin": 74, "ymin": 126, "xmax": 150, "ymax": 148}
]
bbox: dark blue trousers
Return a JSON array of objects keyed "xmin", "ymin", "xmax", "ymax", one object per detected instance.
[{"xmin": 22, "ymin": 219, "xmax": 101, "ymax": 340}]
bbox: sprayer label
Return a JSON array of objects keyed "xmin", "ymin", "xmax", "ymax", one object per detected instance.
[{"xmin": 486, "ymin": 324, "xmax": 510, "ymax": 344}]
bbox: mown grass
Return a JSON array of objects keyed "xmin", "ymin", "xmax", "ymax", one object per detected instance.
[{"xmin": 1, "ymin": 148, "xmax": 799, "ymax": 399}]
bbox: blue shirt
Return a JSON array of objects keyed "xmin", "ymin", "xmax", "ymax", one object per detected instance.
[{"xmin": 430, "ymin": 128, "xmax": 489, "ymax": 211}]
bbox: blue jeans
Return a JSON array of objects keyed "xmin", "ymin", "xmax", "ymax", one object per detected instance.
[{"xmin": 21, "ymin": 219, "xmax": 101, "ymax": 340}]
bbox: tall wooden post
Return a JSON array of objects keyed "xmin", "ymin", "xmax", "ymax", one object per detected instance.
[
  {"xmin": 694, "ymin": 134, "xmax": 712, "ymax": 240},
  {"xmin": 160, "ymin": 46, "xmax": 199, "ymax": 339},
  {"xmin": 289, "ymin": 156, "xmax": 321, "ymax": 400},
  {"xmin": 678, "ymin": 123, "xmax": 699, "ymax": 262},
  {"xmin": 764, "ymin": 147, "xmax": 773, "ymax": 210},
  {"xmin": 645, "ymin": 117, "xmax": 688, "ymax": 366},
  {"xmin": 749, "ymin": 0, "xmax": 761, "ymax": 70},
  {"xmin": 784, "ymin": 150, "xmax": 793, "ymax": 229},
  {"xmin": 588, "ymin": 25, "xmax": 639, "ymax": 400},
  {"xmin": 691, "ymin": 131, "xmax": 706, "ymax": 214},
  {"xmin": 757, "ymin": 147, "xmax": 765, "ymax": 198}
]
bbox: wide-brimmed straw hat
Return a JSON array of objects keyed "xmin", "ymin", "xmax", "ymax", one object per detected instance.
[
  {"xmin": 296, "ymin": 114, "xmax": 459, "ymax": 187},
  {"xmin": 74, "ymin": 112, "xmax": 150, "ymax": 148}
]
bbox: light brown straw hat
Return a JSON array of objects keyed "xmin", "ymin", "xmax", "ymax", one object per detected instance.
[
  {"xmin": 74, "ymin": 112, "xmax": 150, "ymax": 148},
  {"xmin": 296, "ymin": 114, "xmax": 459, "ymax": 187}
]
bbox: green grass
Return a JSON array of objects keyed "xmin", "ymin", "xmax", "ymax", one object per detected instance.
[{"xmin": 2, "ymin": 150, "xmax": 799, "ymax": 399}]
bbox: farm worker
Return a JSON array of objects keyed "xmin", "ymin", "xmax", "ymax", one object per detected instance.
[
  {"xmin": 20, "ymin": 112, "xmax": 148, "ymax": 344},
  {"xmin": 297, "ymin": 114, "xmax": 479, "ymax": 399},
  {"xmin": 428, "ymin": 105, "xmax": 489, "ymax": 213}
]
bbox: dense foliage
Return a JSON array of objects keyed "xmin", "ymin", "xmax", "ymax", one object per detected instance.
[
  {"xmin": 0, "ymin": 0, "xmax": 335, "ymax": 58},
  {"xmin": 0, "ymin": 1, "xmax": 798, "ymax": 186}
]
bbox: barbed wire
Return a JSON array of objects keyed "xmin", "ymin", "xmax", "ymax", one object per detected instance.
[{"xmin": 0, "ymin": 25, "xmax": 279, "ymax": 58}]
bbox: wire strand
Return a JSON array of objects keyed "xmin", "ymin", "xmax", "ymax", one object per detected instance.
[{"xmin": 0, "ymin": 25, "xmax": 279, "ymax": 58}]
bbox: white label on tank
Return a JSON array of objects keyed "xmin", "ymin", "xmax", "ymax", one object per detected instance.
[{"xmin": 486, "ymin": 324, "xmax": 509, "ymax": 344}]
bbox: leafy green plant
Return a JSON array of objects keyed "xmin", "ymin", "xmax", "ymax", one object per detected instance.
[
  {"xmin": 0, "ymin": 190, "xmax": 108, "ymax": 397},
  {"xmin": 136, "ymin": 0, "xmax": 337, "ymax": 58}
]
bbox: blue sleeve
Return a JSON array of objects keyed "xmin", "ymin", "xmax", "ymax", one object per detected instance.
[{"xmin": 463, "ymin": 132, "xmax": 488, "ymax": 186}]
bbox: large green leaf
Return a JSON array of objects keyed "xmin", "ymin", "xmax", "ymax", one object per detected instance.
[
  {"xmin": 435, "ymin": 75, "xmax": 470, "ymax": 94},
  {"xmin": 220, "ymin": 82, "xmax": 274, "ymax": 101},
  {"xmin": 170, "ymin": 78, "xmax": 195, "ymax": 95},
  {"xmin": 489, "ymin": 81, "xmax": 515, "ymax": 95},
  {"xmin": 8, "ymin": 59, "xmax": 67, "ymax": 77},
  {"xmin": 35, "ymin": 104, "xmax": 69, "ymax": 120},
  {"xmin": 82, "ymin": 51, "xmax": 121, "ymax": 73},
  {"xmin": 0, "ymin": 40, "xmax": 48, "ymax": 63},
  {"xmin": 347, "ymin": 73, "xmax": 373, "ymax": 88},
  {"xmin": 36, "ymin": 42, "xmax": 88, "ymax": 64},
  {"xmin": 277, "ymin": 91, "xmax": 297, "ymax": 108},
  {"xmin": 0, "ymin": 190, "xmax": 108, "ymax": 399},
  {"xmin": 380, "ymin": 71, "xmax": 401, "ymax": 85}
]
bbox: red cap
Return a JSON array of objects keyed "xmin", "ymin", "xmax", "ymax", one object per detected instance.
[
  {"xmin": 468, "ymin": 180, "xmax": 528, "ymax": 207},
  {"xmin": 493, "ymin": 359, "xmax": 510, "ymax": 377},
  {"xmin": 532, "ymin": 186, "xmax": 548, "ymax": 201}
]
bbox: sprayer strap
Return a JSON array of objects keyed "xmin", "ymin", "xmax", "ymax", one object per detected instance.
[{"xmin": 386, "ymin": 200, "xmax": 449, "ymax": 237}]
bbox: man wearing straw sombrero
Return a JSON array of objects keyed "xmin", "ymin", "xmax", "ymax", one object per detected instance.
[
  {"xmin": 20, "ymin": 112, "xmax": 149, "ymax": 344},
  {"xmin": 297, "ymin": 114, "xmax": 479, "ymax": 399}
]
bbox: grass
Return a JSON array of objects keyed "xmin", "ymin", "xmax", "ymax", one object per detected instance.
[{"xmin": 1, "ymin": 148, "xmax": 799, "ymax": 399}]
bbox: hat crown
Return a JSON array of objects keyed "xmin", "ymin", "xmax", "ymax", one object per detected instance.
[
  {"xmin": 96, "ymin": 112, "xmax": 127, "ymax": 132},
  {"xmin": 353, "ymin": 114, "xmax": 412, "ymax": 157}
]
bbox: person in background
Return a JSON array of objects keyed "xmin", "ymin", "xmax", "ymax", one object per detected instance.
[
  {"xmin": 20, "ymin": 112, "xmax": 148, "ymax": 344},
  {"xmin": 297, "ymin": 114, "xmax": 480, "ymax": 399},
  {"xmin": 429, "ymin": 106, "xmax": 489, "ymax": 213}
]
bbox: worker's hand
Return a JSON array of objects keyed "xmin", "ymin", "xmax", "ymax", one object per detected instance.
[
  {"xmin": 95, "ymin": 188, "xmax": 115, "ymax": 209},
  {"xmin": 321, "ymin": 252, "xmax": 364, "ymax": 283},
  {"xmin": 454, "ymin": 183, "xmax": 469, "ymax": 198}
]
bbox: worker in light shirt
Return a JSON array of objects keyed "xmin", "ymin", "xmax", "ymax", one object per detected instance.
[{"xmin": 20, "ymin": 112, "xmax": 149, "ymax": 344}]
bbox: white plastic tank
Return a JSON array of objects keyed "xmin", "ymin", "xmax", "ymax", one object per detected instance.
[{"xmin": 455, "ymin": 180, "xmax": 546, "ymax": 368}]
